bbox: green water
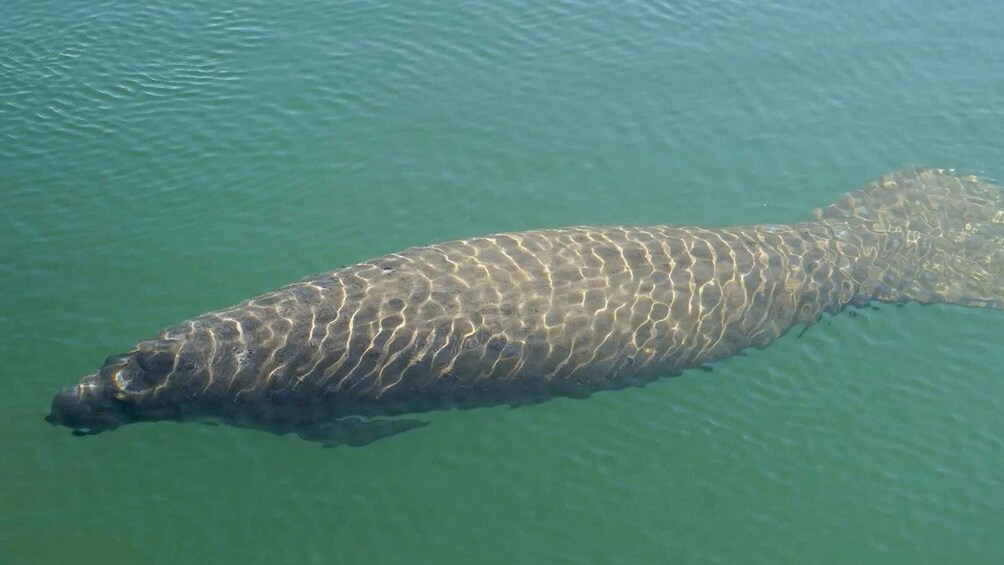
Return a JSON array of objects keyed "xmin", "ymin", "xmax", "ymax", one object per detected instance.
[{"xmin": 2, "ymin": 0, "xmax": 1003, "ymax": 563}]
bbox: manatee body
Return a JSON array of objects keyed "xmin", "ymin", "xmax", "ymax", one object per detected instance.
[{"xmin": 46, "ymin": 169, "xmax": 1004, "ymax": 445}]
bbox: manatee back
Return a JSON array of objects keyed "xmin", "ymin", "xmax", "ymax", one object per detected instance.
[{"xmin": 195, "ymin": 221, "xmax": 842, "ymax": 417}]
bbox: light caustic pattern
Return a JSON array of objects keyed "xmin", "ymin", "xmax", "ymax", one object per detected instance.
[{"xmin": 49, "ymin": 169, "xmax": 1003, "ymax": 441}]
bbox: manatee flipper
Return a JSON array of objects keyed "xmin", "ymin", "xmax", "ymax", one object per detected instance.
[{"xmin": 287, "ymin": 417, "xmax": 430, "ymax": 447}]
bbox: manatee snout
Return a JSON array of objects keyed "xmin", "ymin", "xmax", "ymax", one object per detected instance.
[
  {"xmin": 45, "ymin": 376, "xmax": 124, "ymax": 435},
  {"xmin": 47, "ymin": 339, "xmax": 189, "ymax": 435}
]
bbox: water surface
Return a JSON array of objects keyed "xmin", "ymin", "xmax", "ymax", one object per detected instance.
[{"xmin": 2, "ymin": 1, "xmax": 1003, "ymax": 563}]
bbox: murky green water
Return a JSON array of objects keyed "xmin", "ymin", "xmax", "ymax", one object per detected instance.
[{"xmin": 2, "ymin": 1, "xmax": 1003, "ymax": 563}]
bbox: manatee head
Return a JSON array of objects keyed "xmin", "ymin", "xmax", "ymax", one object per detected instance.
[{"xmin": 46, "ymin": 336, "xmax": 205, "ymax": 435}]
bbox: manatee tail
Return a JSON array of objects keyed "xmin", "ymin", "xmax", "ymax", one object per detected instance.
[{"xmin": 813, "ymin": 168, "xmax": 1004, "ymax": 310}]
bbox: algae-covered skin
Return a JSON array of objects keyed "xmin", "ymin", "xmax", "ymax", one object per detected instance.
[{"xmin": 46, "ymin": 169, "xmax": 1004, "ymax": 446}]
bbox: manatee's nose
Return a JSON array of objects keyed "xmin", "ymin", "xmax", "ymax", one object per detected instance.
[
  {"xmin": 45, "ymin": 379, "xmax": 120, "ymax": 434},
  {"xmin": 46, "ymin": 385, "xmax": 89, "ymax": 427}
]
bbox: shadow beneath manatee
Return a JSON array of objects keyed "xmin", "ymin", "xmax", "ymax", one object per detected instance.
[{"xmin": 280, "ymin": 417, "xmax": 430, "ymax": 447}]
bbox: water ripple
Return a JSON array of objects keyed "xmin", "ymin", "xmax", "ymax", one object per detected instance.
[{"xmin": 2, "ymin": 0, "xmax": 1003, "ymax": 563}]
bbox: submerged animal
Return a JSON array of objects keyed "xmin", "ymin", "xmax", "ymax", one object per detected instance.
[{"xmin": 46, "ymin": 168, "xmax": 1003, "ymax": 446}]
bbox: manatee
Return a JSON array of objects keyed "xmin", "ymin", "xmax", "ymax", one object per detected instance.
[{"xmin": 46, "ymin": 169, "xmax": 1004, "ymax": 446}]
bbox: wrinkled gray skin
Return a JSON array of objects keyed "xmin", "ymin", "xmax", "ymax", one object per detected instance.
[{"xmin": 47, "ymin": 169, "xmax": 1004, "ymax": 446}]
